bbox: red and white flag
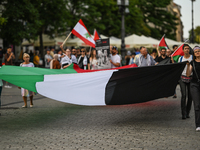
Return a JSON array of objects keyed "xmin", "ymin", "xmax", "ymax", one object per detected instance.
[{"xmin": 72, "ymin": 19, "xmax": 95, "ymax": 48}]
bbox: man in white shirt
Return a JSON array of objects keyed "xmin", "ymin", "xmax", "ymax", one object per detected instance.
[{"xmin": 110, "ymin": 46, "xmax": 120, "ymax": 68}]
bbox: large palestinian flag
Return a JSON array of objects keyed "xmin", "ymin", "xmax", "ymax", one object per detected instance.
[{"xmin": 0, "ymin": 63, "xmax": 186, "ymax": 106}]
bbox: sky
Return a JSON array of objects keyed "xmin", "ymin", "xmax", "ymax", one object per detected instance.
[{"xmin": 174, "ymin": 0, "xmax": 200, "ymax": 39}]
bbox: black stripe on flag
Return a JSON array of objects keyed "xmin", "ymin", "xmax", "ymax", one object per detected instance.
[{"xmin": 105, "ymin": 62, "xmax": 186, "ymax": 105}]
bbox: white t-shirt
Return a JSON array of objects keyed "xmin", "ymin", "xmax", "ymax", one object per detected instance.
[
  {"xmin": 178, "ymin": 55, "xmax": 193, "ymax": 76},
  {"xmin": 61, "ymin": 55, "xmax": 77, "ymax": 66},
  {"xmin": 111, "ymin": 54, "xmax": 120, "ymax": 68}
]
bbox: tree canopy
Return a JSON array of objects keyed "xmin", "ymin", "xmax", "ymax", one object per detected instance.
[
  {"xmin": 0, "ymin": 0, "xmax": 179, "ymax": 49},
  {"xmin": 189, "ymin": 26, "xmax": 200, "ymax": 44}
]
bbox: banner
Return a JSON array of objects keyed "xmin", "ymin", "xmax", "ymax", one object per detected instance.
[{"xmin": 95, "ymin": 38, "xmax": 111, "ymax": 69}]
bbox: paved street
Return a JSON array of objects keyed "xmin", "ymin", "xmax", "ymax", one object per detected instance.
[{"xmin": 0, "ymin": 85, "xmax": 199, "ymax": 150}]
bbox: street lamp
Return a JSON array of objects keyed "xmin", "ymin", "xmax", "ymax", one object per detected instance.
[
  {"xmin": 117, "ymin": 0, "xmax": 129, "ymax": 65},
  {"xmin": 191, "ymin": 0, "xmax": 195, "ymax": 43}
]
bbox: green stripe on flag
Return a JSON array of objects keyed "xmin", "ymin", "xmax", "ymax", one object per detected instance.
[
  {"xmin": 173, "ymin": 55, "xmax": 181, "ymax": 62},
  {"xmin": 0, "ymin": 64, "xmax": 78, "ymax": 92},
  {"xmin": 159, "ymin": 46, "xmax": 167, "ymax": 50}
]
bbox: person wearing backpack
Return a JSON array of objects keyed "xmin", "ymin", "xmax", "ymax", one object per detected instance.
[{"xmin": 178, "ymin": 44, "xmax": 193, "ymax": 120}]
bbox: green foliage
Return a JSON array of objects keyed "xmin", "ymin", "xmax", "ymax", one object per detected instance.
[
  {"xmin": 0, "ymin": 0, "xmax": 41, "ymax": 45},
  {"xmin": 0, "ymin": 17, "xmax": 7, "ymax": 25},
  {"xmin": 0, "ymin": 0, "xmax": 178, "ymax": 47},
  {"xmin": 138, "ymin": 0, "xmax": 177, "ymax": 40},
  {"xmin": 189, "ymin": 26, "xmax": 200, "ymax": 43},
  {"xmin": 35, "ymin": 0, "xmax": 69, "ymax": 36}
]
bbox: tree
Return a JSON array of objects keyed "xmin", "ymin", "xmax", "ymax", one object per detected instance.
[
  {"xmin": 138, "ymin": 0, "xmax": 177, "ymax": 40},
  {"xmin": 0, "ymin": 0, "xmax": 41, "ymax": 48},
  {"xmin": 65, "ymin": 0, "xmax": 104, "ymax": 38},
  {"xmin": 33, "ymin": 0, "xmax": 70, "ymax": 57},
  {"xmin": 189, "ymin": 26, "xmax": 200, "ymax": 44},
  {"xmin": 125, "ymin": 0, "xmax": 150, "ymax": 36}
]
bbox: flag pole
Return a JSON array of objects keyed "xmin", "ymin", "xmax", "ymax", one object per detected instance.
[
  {"xmin": 62, "ymin": 32, "xmax": 72, "ymax": 46},
  {"xmin": 89, "ymin": 46, "xmax": 92, "ymax": 57},
  {"xmin": 171, "ymin": 39, "xmax": 189, "ymax": 56}
]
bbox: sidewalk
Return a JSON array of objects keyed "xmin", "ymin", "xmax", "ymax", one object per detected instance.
[{"xmin": 0, "ymin": 85, "xmax": 199, "ymax": 150}]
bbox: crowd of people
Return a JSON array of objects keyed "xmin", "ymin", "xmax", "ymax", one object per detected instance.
[{"xmin": 0, "ymin": 43, "xmax": 200, "ymax": 132}]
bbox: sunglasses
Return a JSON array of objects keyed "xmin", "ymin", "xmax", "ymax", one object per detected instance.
[
  {"xmin": 81, "ymin": 51, "xmax": 85, "ymax": 52},
  {"xmin": 72, "ymin": 51, "xmax": 76, "ymax": 52}
]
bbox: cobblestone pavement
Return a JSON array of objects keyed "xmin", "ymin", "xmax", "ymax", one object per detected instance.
[{"xmin": 0, "ymin": 85, "xmax": 199, "ymax": 150}]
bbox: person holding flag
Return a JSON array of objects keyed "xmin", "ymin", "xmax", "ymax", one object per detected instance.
[
  {"xmin": 71, "ymin": 19, "xmax": 95, "ymax": 48},
  {"xmin": 178, "ymin": 44, "xmax": 193, "ymax": 120},
  {"xmin": 186, "ymin": 46, "xmax": 200, "ymax": 131}
]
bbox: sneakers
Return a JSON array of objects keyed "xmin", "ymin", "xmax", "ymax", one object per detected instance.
[
  {"xmin": 30, "ymin": 105, "xmax": 33, "ymax": 108},
  {"xmin": 22, "ymin": 105, "xmax": 27, "ymax": 108},
  {"xmin": 196, "ymin": 127, "xmax": 200, "ymax": 132}
]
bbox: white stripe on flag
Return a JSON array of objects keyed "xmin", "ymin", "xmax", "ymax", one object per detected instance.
[
  {"xmin": 36, "ymin": 70, "xmax": 116, "ymax": 106},
  {"xmin": 74, "ymin": 22, "xmax": 95, "ymax": 45}
]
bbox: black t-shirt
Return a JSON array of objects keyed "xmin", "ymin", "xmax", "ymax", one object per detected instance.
[
  {"xmin": 157, "ymin": 56, "xmax": 169, "ymax": 62},
  {"xmin": 154, "ymin": 55, "xmax": 158, "ymax": 62},
  {"xmin": 78, "ymin": 56, "xmax": 90, "ymax": 69},
  {"xmin": 191, "ymin": 60, "xmax": 200, "ymax": 83}
]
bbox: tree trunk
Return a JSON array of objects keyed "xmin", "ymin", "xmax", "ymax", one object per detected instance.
[{"xmin": 39, "ymin": 32, "xmax": 44, "ymax": 63}]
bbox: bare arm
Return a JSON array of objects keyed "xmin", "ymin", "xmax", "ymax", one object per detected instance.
[
  {"xmin": 6, "ymin": 53, "xmax": 13, "ymax": 62},
  {"xmin": 88, "ymin": 63, "xmax": 90, "ymax": 70},
  {"xmin": 186, "ymin": 62, "xmax": 193, "ymax": 77},
  {"xmin": 171, "ymin": 56, "xmax": 175, "ymax": 63},
  {"xmin": 156, "ymin": 46, "xmax": 161, "ymax": 57},
  {"xmin": 63, "ymin": 64, "xmax": 70, "ymax": 69},
  {"xmin": 60, "ymin": 45, "xmax": 65, "ymax": 53},
  {"xmin": 110, "ymin": 60, "xmax": 120, "ymax": 67}
]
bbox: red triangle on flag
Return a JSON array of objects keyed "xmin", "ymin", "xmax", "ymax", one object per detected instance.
[
  {"xmin": 94, "ymin": 29, "xmax": 101, "ymax": 41},
  {"xmin": 159, "ymin": 36, "xmax": 168, "ymax": 49}
]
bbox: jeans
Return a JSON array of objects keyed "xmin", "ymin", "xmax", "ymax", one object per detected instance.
[
  {"xmin": 179, "ymin": 79, "xmax": 192, "ymax": 117},
  {"xmin": 190, "ymin": 82, "xmax": 200, "ymax": 128}
]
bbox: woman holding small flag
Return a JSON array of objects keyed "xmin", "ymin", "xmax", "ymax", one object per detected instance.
[
  {"xmin": 178, "ymin": 44, "xmax": 193, "ymax": 120},
  {"xmin": 186, "ymin": 46, "xmax": 200, "ymax": 132}
]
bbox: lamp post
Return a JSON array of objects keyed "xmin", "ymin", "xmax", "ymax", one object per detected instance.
[
  {"xmin": 117, "ymin": 0, "xmax": 129, "ymax": 65},
  {"xmin": 191, "ymin": 0, "xmax": 195, "ymax": 43}
]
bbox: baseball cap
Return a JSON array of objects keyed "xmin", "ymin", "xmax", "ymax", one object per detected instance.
[{"xmin": 112, "ymin": 46, "xmax": 118, "ymax": 50}]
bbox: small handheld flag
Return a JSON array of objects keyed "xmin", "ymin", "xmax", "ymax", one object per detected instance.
[
  {"xmin": 93, "ymin": 29, "xmax": 101, "ymax": 41},
  {"xmin": 158, "ymin": 35, "xmax": 169, "ymax": 50}
]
